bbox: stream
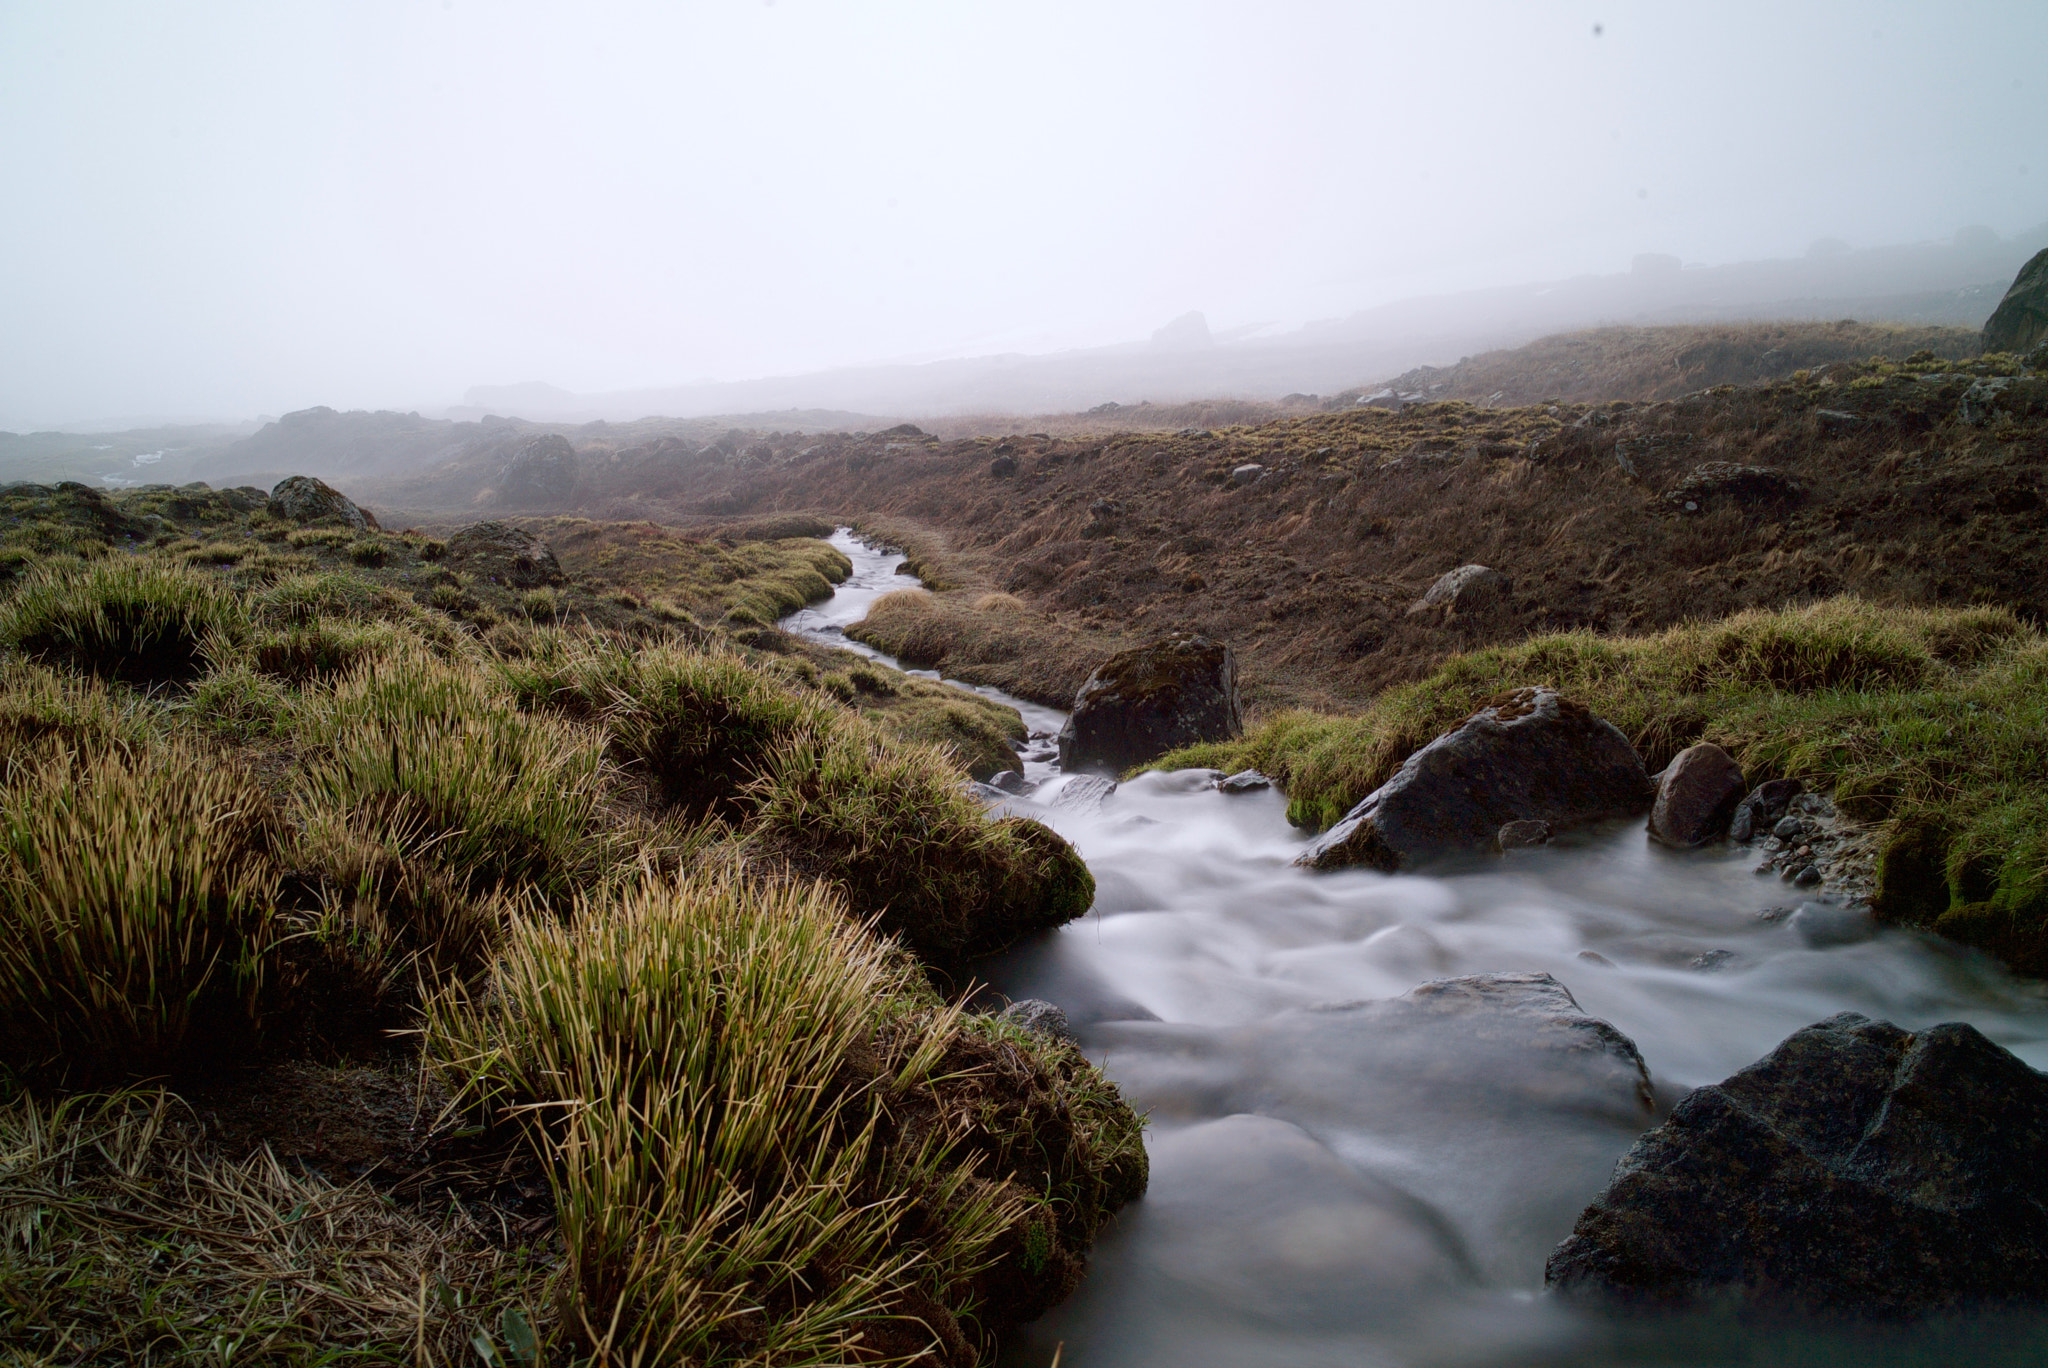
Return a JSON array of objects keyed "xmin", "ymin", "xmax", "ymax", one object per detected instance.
[{"xmin": 781, "ymin": 529, "xmax": 2048, "ymax": 1368}]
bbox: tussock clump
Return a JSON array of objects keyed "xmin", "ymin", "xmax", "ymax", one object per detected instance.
[
  {"xmin": 503, "ymin": 639, "xmax": 832, "ymax": 818},
  {"xmin": 747, "ymin": 726, "xmax": 1092, "ymax": 964},
  {"xmin": 297, "ymin": 647, "xmax": 611, "ymax": 904},
  {"xmin": 0, "ymin": 661, "xmax": 147, "ymax": 775},
  {"xmin": 0, "ymin": 557, "xmax": 246, "ymax": 687},
  {"xmin": 247, "ymin": 615, "xmax": 403, "ymax": 683},
  {"xmin": 428, "ymin": 873, "xmax": 1020, "ymax": 1365},
  {"xmin": 0, "ymin": 741, "xmax": 282, "ymax": 1083}
]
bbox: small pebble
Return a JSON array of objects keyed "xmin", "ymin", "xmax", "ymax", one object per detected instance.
[{"xmin": 1793, "ymin": 865, "xmax": 1824, "ymax": 888}]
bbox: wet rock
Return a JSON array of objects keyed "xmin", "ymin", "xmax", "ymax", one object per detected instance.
[
  {"xmin": 1047, "ymin": 774, "xmax": 1117, "ymax": 814},
  {"xmin": 1409, "ymin": 564, "xmax": 1511, "ymax": 617},
  {"xmin": 443, "ymin": 519, "xmax": 566, "ymax": 589},
  {"xmin": 268, "ymin": 475, "xmax": 367, "ymax": 530},
  {"xmin": 1772, "ymin": 814, "xmax": 1804, "ymax": 840},
  {"xmin": 1546, "ymin": 1012, "xmax": 2048, "ymax": 1315},
  {"xmin": 1216, "ymin": 769, "xmax": 1271, "ymax": 794},
  {"xmin": 1229, "ymin": 462, "xmax": 1265, "ymax": 486},
  {"xmin": 1792, "ymin": 865, "xmax": 1823, "ymax": 888},
  {"xmin": 999, "ymin": 999, "xmax": 1077, "ymax": 1043},
  {"xmin": 1662, "ymin": 462, "xmax": 1803, "ymax": 515},
  {"xmin": 1687, "ymin": 949, "xmax": 1736, "ymax": 972},
  {"xmin": 1982, "ymin": 246, "xmax": 2048, "ymax": 355},
  {"xmin": 1497, "ymin": 819, "xmax": 1552, "ymax": 850},
  {"xmin": 1299, "ymin": 688, "xmax": 1651, "ymax": 872},
  {"xmin": 497, "ymin": 433, "xmax": 579, "ymax": 506},
  {"xmin": 1647, "ymin": 743, "xmax": 1746, "ymax": 848},
  {"xmin": 1058, "ymin": 633, "xmax": 1243, "ymax": 774},
  {"xmin": 989, "ymin": 770, "xmax": 1032, "ymax": 795},
  {"xmin": 1728, "ymin": 778, "xmax": 1803, "ymax": 842}
]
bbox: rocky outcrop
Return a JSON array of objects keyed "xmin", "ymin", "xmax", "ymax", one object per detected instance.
[
  {"xmin": 497, "ymin": 434, "xmax": 580, "ymax": 507},
  {"xmin": 1662, "ymin": 462, "xmax": 1803, "ymax": 515},
  {"xmin": 268, "ymin": 475, "xmax": 368, "ymax": 530},
  {"xmin": 443, "ymin": 520, "xmax": 566, "ymax": 588},
  {"xmin": 1057, "ymin": 633, "xmax": 1242, "ymax": 773},
  {"xmin": 1647, "ymin": 743, "xmax": 1746, "ymax": 847},
  {"xmin": 1983, "ymin": 247, "xmax": 2048, "ymax": 355},
  {"xmin": 1298, "ymin": 688, "xmax": 1651, "ymax": 871},
  {"xmin": 1409, "ymin": 564, "xmax": 1511, "ymax": 617},
  {"xmin": 1547, "ymin": 1012, "xmax": 2048, "ymax": 1316}
]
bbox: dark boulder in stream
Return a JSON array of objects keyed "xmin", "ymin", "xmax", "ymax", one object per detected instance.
[
  {"xmin": 1647, "ymin": 742, "xmax": 1746, "ymax": 847},
  {"xmin": 1058, "ymin": 633, "xmax": 1242, "ymax": 773},
  {"xmin": 1547, "ymin": 1012, "xmax": 2048, "ymax": 1315},
  {"xmin": 1299, "ymin": 687, "xmax": 1651, "ymax": 871}
]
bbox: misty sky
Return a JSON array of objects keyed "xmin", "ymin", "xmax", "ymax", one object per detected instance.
[{"xmin": 2, "ymin": 0, "xmax": 2043, "ymax": 428}]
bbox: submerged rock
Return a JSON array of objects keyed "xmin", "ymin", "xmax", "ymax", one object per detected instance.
[
  {"xmin": 1547, "ymin": 1012, "xmax": 2048, "ymax": 1315},
  {"xmin": 1298, "ymin": 687, "xmax": 1651, "ymax": 872},
  {"xmin": 444, "ymin": 519, "xmax": 566, "ymax": 588},
  {"xmin": 1647, "ymin": 743, "xmax": 1746, "ymax": 847},
  {"xmin": 1216, "ymin": 768, "xmax": 1271, "ymax": 794},
  {"xmin": 268, "ymin": 475, "xmax": 368, "ymax": 530},
  {"xmin": 1057, "ymin": 633, "xmax": 1243, "ymax": 774}
]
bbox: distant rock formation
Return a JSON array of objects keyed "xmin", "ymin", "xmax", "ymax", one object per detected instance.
[
  {"xmin": 1983, "ymin": 248, "xmax": 2048, "ymax": 355},
  {"xmin": 497, "ymin": 434, "xmax": 580, "ymax": 507}
]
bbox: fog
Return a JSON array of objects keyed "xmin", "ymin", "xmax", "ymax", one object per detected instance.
[{"xmin": 2, "ymin": 0, "xmax": 2043, "ymax": 430}]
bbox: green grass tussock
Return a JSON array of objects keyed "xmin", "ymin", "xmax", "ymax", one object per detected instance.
[
  {"xmin": 0, "ymin": 741, "xmax": 282, "ymax": 1084},
  {"xmin": 298, "ymin": 646, "xmax": 614, "ymax": 905},
  {"xmin": 1161, "ymin": 597, "xmax": 2048, "ymax": 971},
  {"xmin": 0, "ymin": 557, "xmax": 246, "ymax": 687},
  {"xmin": 748, "ymin": 726, "xmax": 1094, "ymax": 965}
]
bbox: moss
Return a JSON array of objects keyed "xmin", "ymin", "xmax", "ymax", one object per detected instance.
[{"xmin": 1873, "ymin": 815, "xmax": 1954, "ymax": 927}]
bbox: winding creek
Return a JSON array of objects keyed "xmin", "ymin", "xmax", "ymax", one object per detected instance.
[{"xmin": 783, "ymin": 529, "xmax": 2048, "ymax": 1367}]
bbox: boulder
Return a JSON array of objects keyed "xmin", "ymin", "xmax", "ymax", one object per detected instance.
[
  {"xmin": 443, "ymin": 520, "xmax": 566, "ymax": 589},
  {"xmin": 1546, "ymin": 1012, "xmax": 2048, "ymax": 1315},
  {"xmin": 1647, "ymin": 743, "xmax": 1747, "ymax": 847},
  {"xmin": 1298, "ymin": 687, "xmax": 1650, "ymax": 872},
  {"xmin": 1663, "ymin": 462, "xmax": 1803, "ymax": 515},
  {"xmin": 268, "ymin": 475, "xmax": 367, "ymax": 530},
  {"xmin": 1982, "ymin": 247, "xmax": 2048, "ymax": 355},
  {"xmin": 1728, "ymin": 777, "xmax": 1804, "ymax": 842},
  {"xmin": 1229, "ymin": 463, "xmax": 1265, "ymax": 486},
  {"xmin": 1057, "ymin": 634, "xmax": 1243, "ymax": 774},
  {"xmin": 1216, "ymin": 769, "xmax": 1272, "ymax": 794},
  {"xmin": 498, "ymin": 434, "xmax": 580, "ymax": 507},
  {"xmin": 1410, "ymin": 564, "xmax": 1512, "ymax": 617}
]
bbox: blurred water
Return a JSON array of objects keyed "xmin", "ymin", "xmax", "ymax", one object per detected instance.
[{"xmin": 784, "ymin": 531, "xmax": 2048, "ymax": 1368}]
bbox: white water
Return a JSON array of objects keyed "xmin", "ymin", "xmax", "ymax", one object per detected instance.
[{"xmin": 783, "ymin": 530, "xmax": 2048, "ymax": 1368}]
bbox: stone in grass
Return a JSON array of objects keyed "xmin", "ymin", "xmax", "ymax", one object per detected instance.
[
  {"xmin": 1547, "ymin": 1012, "xmax": 2048, "ymax": 1316},
  {"xmin": 1000, "ymin": 999, "xmax": 1078, "ymax": 1043},
  {"xmin": 1647, "ymin": 743, "xmax": 1746, "ymax": 848},
  {"xmin": 1408, "ymin": 564, "xmax": 1512, "ymax": 618},
  {"xmin": 443, "ymin": 520, "xmax": 567, "ymax": 589},
  {"xmin": 1300, "ymin": 688, "xmax": 1650, "ymax": 872},
  {"xmin": 268, "ymin": 475, "xmax": 368, "ymax": 531}
]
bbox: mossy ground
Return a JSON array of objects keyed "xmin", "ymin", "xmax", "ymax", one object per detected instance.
[
  {"xmin": 0, "ymin": 490, "xmax": 1138, "ymax": 1365},
  {"xmin": 1158, "ymin": 597, "xmax": 2048, "ymax": 973}
]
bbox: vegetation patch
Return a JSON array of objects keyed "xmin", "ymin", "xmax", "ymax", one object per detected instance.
[
  {"xmin": 1160, "ymin": 597, "xmax": 2048, "ymax": 972},
  {"xmin": 0, "ymin": 558, "xmax": 246, "ymax": 687}
]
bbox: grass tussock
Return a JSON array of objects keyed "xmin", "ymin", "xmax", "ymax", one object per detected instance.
[
  {"xmin": 748, "ymin": 726, "xmax": 1093, "ymax": 965},
  {"xmin": 0, "ymin": 741, "xmax": 282, "ymax": 1084},
  {"xmin": 507, "ymin": 517, "xmax": 852, "ymax": 626},
  {"xmin": 1162, "ymin": 596, "xmax": 2048, "ymax": 969},
  {"xmin": 297, "ymin": 646, "xmax": 614, "ymax": 905},
  {"xmin": 849, "ymin": 589, "xmax": 1123, "ymax": 708},
  {"xmin": 0, "ymin": 558, "xmax": 246, "ymax": 687},
  {"xmin": 0, "ymin": 1090, "xmax": 553, "ymax": 1365}
]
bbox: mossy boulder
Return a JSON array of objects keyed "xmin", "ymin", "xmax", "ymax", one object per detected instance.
[
  {"xmin": 1984, "ymin": 247, "xmax": 2048, "ymax": 356},
  {"xmin": 1299, "ymin": 687, "xmax": 1651, "ymax": 871},
  {"xmin": 443, "ymin": 520, "xmax": 565, "ymax": 589},
  {"xmin": 1057, "ymin": 632, "xmax": 1242, "ymax": 774},
  {"xmin": 268, "ymin": 475, "xmax": 369, "ymax": 531}
]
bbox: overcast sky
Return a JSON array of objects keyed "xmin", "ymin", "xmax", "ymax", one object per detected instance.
[{"xmin": 2, "ymin": 0, "xmax": 2043, "ymax": 428}]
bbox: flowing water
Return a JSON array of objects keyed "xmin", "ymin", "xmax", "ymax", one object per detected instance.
[{"xmin": 783, "ymin": 530, "xmax": 2048, "ymax": 1368}]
